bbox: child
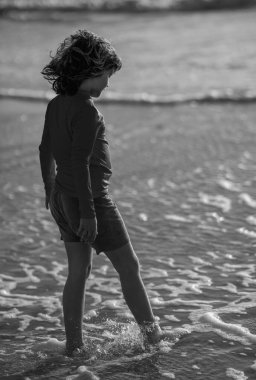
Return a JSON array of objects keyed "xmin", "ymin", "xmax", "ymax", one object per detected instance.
[{"xmin": 39, "ymin": 29, "xmax": 164, "ymax": 356}]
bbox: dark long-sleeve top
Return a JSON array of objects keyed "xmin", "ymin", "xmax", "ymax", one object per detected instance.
[{"xmin": 39, "ymin": 92, "xmax": 112, "ymax": 218}]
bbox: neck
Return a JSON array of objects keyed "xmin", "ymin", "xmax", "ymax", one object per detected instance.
[{"xmin": 76, "ymin": 88, "xmax": 91, "ymax": 99}]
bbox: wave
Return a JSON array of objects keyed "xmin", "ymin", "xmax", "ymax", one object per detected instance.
[{"xmin": 0, "ymin": 0, "xmax": 255, "ymax": 12}]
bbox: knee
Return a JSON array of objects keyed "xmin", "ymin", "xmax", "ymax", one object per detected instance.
[
  {"xmin": 116, "ymin": 256, "xmax": 140, "ymax": 279},
  {"xmin": 69, "ymin": 263, "xmax": 92, "ymax": 283}
]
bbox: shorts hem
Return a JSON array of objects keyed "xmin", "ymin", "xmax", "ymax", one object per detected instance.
[{"xmin": 95, "ymin": 238, "xmax": 130, "ymax": 255}]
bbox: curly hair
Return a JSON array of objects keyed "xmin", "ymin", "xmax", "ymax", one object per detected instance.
[{"xmin": 41, "ymin": 29, "xmax": 122, "ymax": 95}]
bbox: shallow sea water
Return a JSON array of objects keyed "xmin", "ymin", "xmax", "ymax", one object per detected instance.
[{"xmin": 0, "ymin": 100, "xmax": 256, "ymax": 379}]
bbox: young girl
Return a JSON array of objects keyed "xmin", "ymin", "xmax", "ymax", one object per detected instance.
[{"xmin": 39, "ymin": 29, "xmax": 164, "ymax": 356}]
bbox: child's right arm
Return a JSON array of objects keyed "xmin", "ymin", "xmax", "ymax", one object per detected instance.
[{"xmin": 71, "ymin": 103, "xmax": 100, "ymax": 242}]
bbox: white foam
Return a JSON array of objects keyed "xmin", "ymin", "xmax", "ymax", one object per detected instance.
[
  {"xmin": 138, "ymin": 213, "xmax": 148, "ymax": 221},
  {"xmin": 199, "ymin": 192, "xmax": 231, "ymax": 212},
  {"xmin": 156, "ymin": 258, "xmax": 175, "ymax": 267},
  {"xmin": 236, "ymin": 267, "xmax": 256, "ymax": 287},
  {"xmin": 208, "ymin": 212, "xmax": 224, "ymax": 223},
  {"xmin": 218, "ymin": 178, "xmax": 241, "ymax": 192},
  {"xmin": 217, "ymin": 283, "xmax": 238, "ymax": 294},
  {"xmin": 101, "ymin": 299, "xmax": 124, "ymax": 309},
  {"xmin": 147, "ymin": 178, "xmax": 156, "ymax": 188},
  {"xmin": 143, "ymin": 268, "xmax": 169, "ymax": 278},
  {"xmin": 66, "ymin": 366, "xmax": 100, "ymax": 380},
  {"xmin": 215, "ymin": 262, "xmax": 256, "ymax": 287},
  {"xmin": 251, "ymin": 360, "xmax": 256, "ymax": 370},
  {"xmin": 34, "ymin": 261, "xmax": 67, "ymax": 285},
  {"xmin": 84, "ymin": 309, "xmax": 98, "ymax": 320},
  {"xmin": 237, "ymin": 227, "xmax": 256, "ymax": 239},
  {"xmin": 158, "ymin": 342, "xmax": 173, "ymax": 353},
  {"xmin": 155, "ymin": 279, "xmax": 203, "ymax": 296},
  {"xmin": 199, "ymin": 312, "xmax": 256, "ymax": 344},
  {"xmin": 116, "ymin": 310, "xmax": 133, "ymax": 319},
  {"xmin": 239, "ymin": 193, "xmax": 256, "ymax": 208},
  {"xmin": 160, "ymin": 371, "xmax": 175, "ymax": 378},
  {"xmin": 189, "ymin": 256, "xmax": 211, "ymax": 266},
  {"xmin": 66, "ymin": 372, "xmax": 99, "ymax": 380},
  {"xmin": 94, "ymin": 265, "xmax": 109, "ymax": 275},
  {"xmin": 226, "ymin": 368, "xmax": 248, "ymax": 380},
  {"xmin": 206, "ymin": 251, "xmax": 219, "ymax": 260},
  {"xmin": 177, "ymin": 269, "xmax": 212, "ymax": 286},
  {"xmin": 246, "ymin": 215, "xmax": 256, "ymax": 226},
  {"xmin": 162, "ymin": 327, "xmax": 190, "ymax": 342},
  {"xmin": 164, "ymin": 314, "xmax": 180, "ymax": 322},
  {"xmin": 86, "ymin": 291, "xmax": 102, "ymax": 306},
  {"xmin": 37, "ymin": 313, "xmax": 61, "ymax": 324},
  {"xmin": 151, "ymin": 296, "xmax": 215, "ymax": 309},
  {"xmin": 164, "ymin": 214, "xmax": 191, "ymax": 223},
  {"xmin": 32, "ymin": 338, "xmax": 66, "ymax": 354},
  {"xmin": 99, "ymin": 321, "xmax": 144, "ymax": 355}
]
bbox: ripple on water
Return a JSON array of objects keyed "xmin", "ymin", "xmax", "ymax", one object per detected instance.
[{"xmin": 1, "ymin": 102, "xmax": 256, "ymax": 378}]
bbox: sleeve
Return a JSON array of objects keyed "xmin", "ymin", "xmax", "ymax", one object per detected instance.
[
  {"xmin": 71, "ymin": 104, "xmax": 99, "ymax": 219},
  {"xmin": 39, "ymin": 104, "xmax": 56, "ymax": 195}
]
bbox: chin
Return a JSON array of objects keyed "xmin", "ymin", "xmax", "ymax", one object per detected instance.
[{"xmin": 90, "ymin": 90, "xmax": 102, "ymax": 98}]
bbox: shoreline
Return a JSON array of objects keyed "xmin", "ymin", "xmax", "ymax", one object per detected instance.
[{"xmin": 1, "ymin": 88, "xmax": 256, "ymax": 106}]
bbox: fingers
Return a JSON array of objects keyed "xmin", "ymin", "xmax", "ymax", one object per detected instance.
[
  {"xmin": 91, "ymin": 229, "xmax": 97, "ymax": 242},
  {"xmin": 77, "ymin": 220, "xmax": 84, "ymax": 237},
  {"xmin": 81, "ymin": 229, "xmax": 97, "ymax": 243},
  {"xmin": 77, "ymin": 220, "xmax": 97, "ymax": 244},
  {"xmin": 81, "ymin": 231, "xmax": 89, "ymax": 242},
  {"xmin": 88, "ymin": 230, "xmax": 97, "ymax": 243}
]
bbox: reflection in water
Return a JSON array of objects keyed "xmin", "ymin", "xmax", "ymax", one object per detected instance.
[{"xmin": 0, "ymin": 101, "xmax": 256, "ymax": 379}]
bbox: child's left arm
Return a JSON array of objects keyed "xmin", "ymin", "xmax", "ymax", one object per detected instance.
[{"xmin": 39, "ymin": 106, "xmax": 55, "ymax": 209}]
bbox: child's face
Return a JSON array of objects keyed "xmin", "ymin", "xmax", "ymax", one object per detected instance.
[{"xmin": 79, "ymin": 71, "xmax": 111, "ymax": 98}]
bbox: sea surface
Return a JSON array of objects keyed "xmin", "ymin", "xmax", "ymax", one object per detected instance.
[{"xmin": 0, "ymin": 100, "xmax": 256, "ymax": 379}]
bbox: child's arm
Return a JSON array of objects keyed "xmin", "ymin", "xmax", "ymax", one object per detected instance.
[
  {"xmin": 39, "ymin": 105, "xmax": 56, "ymax": 208},
  {"xmin": 71, "ymin": 104, "xmax": 99, "ymax": 220}
]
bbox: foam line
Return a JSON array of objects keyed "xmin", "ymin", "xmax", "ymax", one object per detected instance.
[{"xmin": 200, "ymin": 312, "xmax": 256, "ymax": 344}]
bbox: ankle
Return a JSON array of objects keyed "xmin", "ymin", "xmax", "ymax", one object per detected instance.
[
  {"xmin": 139, "ymin": 321, "xmax": 163, "ymax": 344},
  {"xmin": 65, "ymin": 341, "xmax": 84, "ymax": 357}
]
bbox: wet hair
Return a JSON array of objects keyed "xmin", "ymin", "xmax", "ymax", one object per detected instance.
[{"xmin": 41, "ymin": 29, "xmax": 122, "ymax": 95}]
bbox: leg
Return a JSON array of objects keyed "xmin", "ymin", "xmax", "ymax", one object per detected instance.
[
  {"xmin": 63, "ymin": 242, "xmax": 93, "ymax": 355},
  {"xmin": 104, "ymin": 242, "xmax": 162, "ymax": 343}
]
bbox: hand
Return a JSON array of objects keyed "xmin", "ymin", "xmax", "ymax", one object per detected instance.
[
  {"xmin": 77, "ymin": 217, "xmax": 98, "ymax": 243},
  {"xmin": 45, "ymin": 193, "xmax": 50, "ymax": 210},
  {"xmin": 45, "ymin": 189, "xmax": 53, "ymax": 210}
]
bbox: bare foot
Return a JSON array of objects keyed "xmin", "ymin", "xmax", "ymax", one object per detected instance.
[
  {"xmin": 141, "ymin": 323, "xmax": 189, "ymax": 345},
  {"xmin": 65, "ymin": 344, "xmax": 89, "ymax": 358},
  {"xmin": 140, "ymin": 322, "xmax": 163, "ymax": 344}
]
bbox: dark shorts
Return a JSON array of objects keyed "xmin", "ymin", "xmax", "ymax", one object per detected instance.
[{"xmin": 49, "ymin": 189, "xmax": 130, "ymax": 254}]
